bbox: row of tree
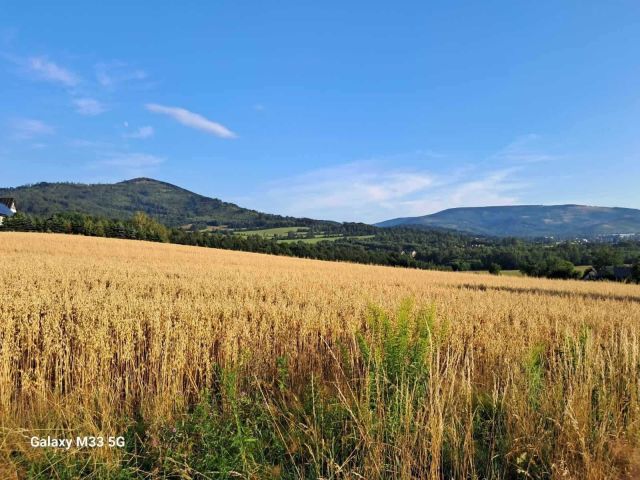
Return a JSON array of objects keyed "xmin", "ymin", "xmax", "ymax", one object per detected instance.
[{"xmin": 2, "ymin": 212, "xmax": 640, "ymax": 282}]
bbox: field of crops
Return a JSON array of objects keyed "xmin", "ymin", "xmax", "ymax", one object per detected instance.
[{"xmin": 1, "ymin": 232, "xmax": 640, "ymax": 479}]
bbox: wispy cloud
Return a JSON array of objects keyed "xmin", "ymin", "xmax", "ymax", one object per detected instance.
[
  {"xmin": 394, "ymin": 169, "xmax": 522, "ymax": 219},
  {"xmin": 26, "ymin": 56, "xmax": 79, "ymax": 86},
  {"xmin": 68, "ymin": 138, "xmax": 114, "ymax": 149},
  {"xmin": 496, "ymin": 133, "xmax": 560, "ymax": 164},
  {"xmin": 146, "ymin": 103, "xmax": 236, "ymax": 138},
  {"xmin": 124, "ymin": 126, "xmax": 154, "ymax": 139},
  {"xmin": 252, "ymin": 161, "xmax": 523, "ymax": 223},
  {"xmin": 9, "ymin": 118, "xmax": 55, "ymax": 140},
  {"xmin": 73, "ymin": 97, "xmax": 106, "ymax": 116},
  {"xmin": 95, "ymin": 61, "xmax": 147, "ymax": 89}
]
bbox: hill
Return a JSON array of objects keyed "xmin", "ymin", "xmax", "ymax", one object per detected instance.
[
  {"xmin": 376, "ymin": 204, "xmax": 640, "ymax": 238},
  {"xmin": 0, "ymin": 178, "xmax": 335, "ymax": 229}
]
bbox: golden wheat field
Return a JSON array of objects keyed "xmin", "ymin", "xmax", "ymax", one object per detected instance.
[{"xmin": 1, "ymin": 232, "xmax": 640, "ymax": 479}]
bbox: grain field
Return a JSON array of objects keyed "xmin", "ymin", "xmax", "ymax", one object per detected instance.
[{"xmin": 1, "ymin": 233, "xmax": 639, "ymax": 479}]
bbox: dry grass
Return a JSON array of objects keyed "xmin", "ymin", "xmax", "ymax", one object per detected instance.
[{"xmin": 1, "ymin": 232, "xmax": 639, "ymax": 478}]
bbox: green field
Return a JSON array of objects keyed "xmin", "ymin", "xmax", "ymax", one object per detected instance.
[
  {"xmin": 235, "ymin": 226, "xmax": 309, "ymax": 237},
  {"xmin": 279, "ymin": 234, "xmax": 375, "ymax": 244},
  {"xmin": 234, "ymin": 226, "xmax": 374, "ymax": 244}
]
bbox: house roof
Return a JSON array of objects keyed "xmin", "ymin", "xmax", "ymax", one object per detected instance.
[{"xmin": 0, "ymin": 203, "xmax": 14, "ymax": 217}]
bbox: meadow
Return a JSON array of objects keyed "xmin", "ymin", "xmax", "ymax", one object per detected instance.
[
  {"xmin": 233, "ymin": 225, "xmax": 374, "ymax": 244},
  {"xmin": 233, "ymin": 226, "xmax": 309, "ymax": 237},
  {"xmin": 1, "ymin": 233, "xmax": 639, "ymax": 479}
]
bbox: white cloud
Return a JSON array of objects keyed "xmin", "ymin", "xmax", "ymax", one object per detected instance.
[
  {"xmin": 10, "ymin": 118, "xmax": 54, "ymax": 140},
  {"xmin": 146, "ymin": 103, "xmax": 236, "ymax": 138},
  {"xmin": 124, "ymin": 126, "xmax": 154, "ymax": 139},
  {"xmin": 73, "ymin": 97, "xmax": 106, "ymax": 116},
  {"xmin": 27, "ymin": 57, "xmax": 79, "ymax": 86},
  {"xmin": 252, "ymin": 161, "xmax": 523, "ymax": 223},
  {"xmin": 395, "ymin": 169, "xmax": 522, "ymax": 218}
]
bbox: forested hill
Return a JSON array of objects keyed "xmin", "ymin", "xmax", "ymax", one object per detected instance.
[
  {"xmin": 377, "ymin": 204, "xmax": 640, "ymax": 238},
  {"xmin": 0, "ymin": 178, "xmax": 336, "ymax": 229}
]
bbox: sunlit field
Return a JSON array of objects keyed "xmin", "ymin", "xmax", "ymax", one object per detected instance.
[{"xmin": 1, "ymin": 233, "xmax": 639, "ymax": 479}]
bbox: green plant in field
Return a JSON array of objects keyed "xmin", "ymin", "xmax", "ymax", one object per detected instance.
[
  {"xmin": 276, "ymin": 355, "xmax": 289, "ymax": 393},
  {"xmin": 156, "ymin": 379, "xmax": 287, "ymax": 479},
  {"xmin": 472, "ymin": 392, "xmax": 509, "ymax": 478},
  {"xmin": 352, "ymin": 301, "xmax": 443, "ymax": 474},
  {"xmin": 524, "ymin": 343, "xmax": 546, "ymax": 410},
  {"xmin": 358, "ymin": 300, "xmax": 436, "ymax": 399}
]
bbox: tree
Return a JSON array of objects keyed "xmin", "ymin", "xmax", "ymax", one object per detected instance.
[
  {"xmin": 632, "ymin": 261, "xmax": 640, "ymax": 284},
  {"xmin": 131, "ymin": 212, "xmax": 170, "ymax": 242},
  {"xmin": 592, "ymin": 246, "xmax": 623, "ymax": 270},
  {"xmin": 546, "ymin": 258, "xmax": 578, "ymax": 279},
  {"xmin": 488, "ymin": 263, "xmax": 502, "ymax": 275}
]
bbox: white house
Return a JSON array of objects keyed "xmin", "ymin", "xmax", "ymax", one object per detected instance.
[{"xmin": 0, "ymin": 197, "xmax": 17, "ymax": 225}]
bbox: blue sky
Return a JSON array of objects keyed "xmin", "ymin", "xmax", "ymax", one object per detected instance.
[{"xmin": 2, "ymin": 1, "xmax": 640, "ymax": 222}]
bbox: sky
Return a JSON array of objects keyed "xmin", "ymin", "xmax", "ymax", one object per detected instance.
[{"xmin": 1, "ymin": 1, "xmax": 640, "ymax": 223}]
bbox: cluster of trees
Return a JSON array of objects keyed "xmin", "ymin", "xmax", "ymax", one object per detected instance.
[
  {"xmin": 519, "ymin": 255, "xmax": 580, "ymax": 279},
  {"xmin": 634, "ymin": 263, "xmax": 640, "ymax": 283},
  {"xmin": 3, "ymin": 212, "xmax": 640, "ymax": 282},
  {"xmin": 517, "ymin": 245, "xmax": 640, "ymax": 280},
  {"xmin": 351, "ymin": 228, "xmax": 640, "ymax": 280},
  {"xmin": 2, "ymin": 212, "xmax": 170, "ymax": 243}
]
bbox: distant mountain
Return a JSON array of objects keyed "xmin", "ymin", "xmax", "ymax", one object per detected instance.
[
  {"xmin": 0, "ymin": 178, "xmax": 335, "ymax": 229},
  {"xmin": 376, "ymin": 205, "xmax": 640, "ymax": 238}
]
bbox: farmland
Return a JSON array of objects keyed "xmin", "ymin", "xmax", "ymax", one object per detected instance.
[
  {"xmin": 233, "ymin": 225, "xmax": 375, "ymax": 244},
  {"xmin": 233, "ymin": 226, "xmax": 308, "ymax": 237},
  {"xmin": 1, "ymin": 232, "xmax": 640, "ymax": 478}
]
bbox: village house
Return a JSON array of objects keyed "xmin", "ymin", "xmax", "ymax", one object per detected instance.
[{"xmin": 0, "ymin": 197, "xmax": 17, "ymax": 226}]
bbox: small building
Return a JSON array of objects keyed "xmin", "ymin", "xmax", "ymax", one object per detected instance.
[
  {"xmin": 0, "ymin": 197, "xmax": 17, "ymax": 226},
  {"xmin": 581, "ymin": 268, "xmax": 598, "ymax": 281}
]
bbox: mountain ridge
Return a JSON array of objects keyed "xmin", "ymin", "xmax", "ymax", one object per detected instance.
[
  {"xmin": 0, "ymin": 178, "xmax": 336, "ymax": 229},
  {"xmin": 376, "ymin": 204, "xmax": 640, "ymax": 238},
  {"xmin": 3, "ymin": 178, "xmax": 640, "ymax": 238}
]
